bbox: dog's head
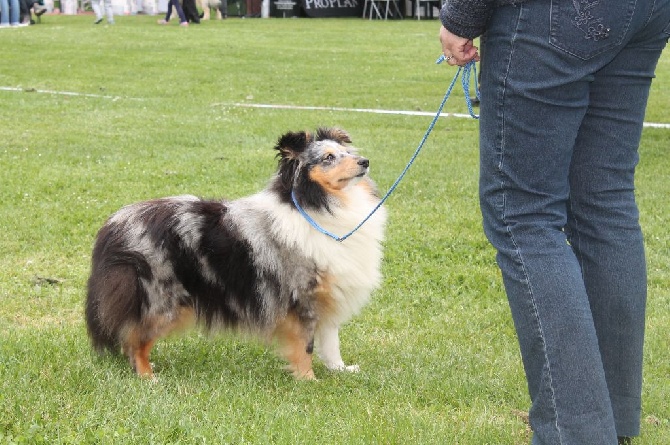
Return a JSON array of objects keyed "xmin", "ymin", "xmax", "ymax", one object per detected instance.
[{"xmin": 273, "ymin": 128, "xmax": 371, "ymax": 210}]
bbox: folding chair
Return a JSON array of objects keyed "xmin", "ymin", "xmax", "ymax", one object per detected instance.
[
  {"xmin": 363, "ymin": 0, "xmax": 401, "ymax": 19},
  {"xmin": 415, "ymin": 0, "xmax": 440, "ymax": 19}
]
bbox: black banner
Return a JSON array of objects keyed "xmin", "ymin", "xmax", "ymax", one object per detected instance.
[{"xmin": 300, "ymin": 0, "xmax": 363, "ymax": 17}]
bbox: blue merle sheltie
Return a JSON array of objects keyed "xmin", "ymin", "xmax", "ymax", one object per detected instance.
[{"xmin": 85, "ymin": 128, "xmax": 386, "ymax": 380}]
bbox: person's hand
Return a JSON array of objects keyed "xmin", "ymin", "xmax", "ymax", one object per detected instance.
[{"xmin": 439, "ymin": 25, "xmax": 480, "ymax": 66}]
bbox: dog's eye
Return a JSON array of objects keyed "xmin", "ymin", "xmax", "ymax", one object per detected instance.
[{"xmin": 322, "ymin": 153, "xmax": 336, "ymax": 163}]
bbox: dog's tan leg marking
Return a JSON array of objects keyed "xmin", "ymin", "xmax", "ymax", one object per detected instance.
[
  {"xmin": 123, "ymin": 307, "xmax": 196, "ymax": 378},
  {"xmin": 121, "ymin": 326, "xmax": 155, "ymax": 378},
  {"xmin": 274, "ymin": 313, "xmax": 315, "ymax": 380},
  {"xmin": 134, "ymin": 338, "xmax": 156, "ymax": 378}
]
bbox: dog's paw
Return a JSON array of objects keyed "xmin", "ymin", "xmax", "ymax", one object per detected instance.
[
  {"xmin": 295, "ymin": 369, "xmax": 317, "ymax": 381},
  {"xmin": 283, "ymin": 364, "xmax": 317, "ymax": 381},
  {"xmin": 326, "ymin": 363, "xmax": 360, "ymax": 373}
]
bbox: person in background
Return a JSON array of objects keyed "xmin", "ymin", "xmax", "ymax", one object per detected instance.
[
  {"xmin": 0, "ymin": 0, "xmax": 21, "ymax": 27},
  {"xmin": 91, "ymin": 0, "xmax": 114, "ymax": 24},
  {"xmin": 18, "ymin": 0, "xmax": 46, "ymax": 25},
  {"xmin": 182, "ymin": 0, "xmax": 201, "ymax": 23},
  {"xmin": 157, "ymin": 0, "xmax": 188, "ymax": 26},
  {"xmin": 438, "ymin": 0, "xmax": 669, "ymax": 444},
  {"xmin": 217, "ymin": 0, "xmax": 226, "ymax": 19},
  {"xmin": 243, "ymin": 0, "xmax": 259, "ymax": 17}
]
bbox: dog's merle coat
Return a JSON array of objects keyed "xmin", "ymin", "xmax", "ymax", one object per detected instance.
[{"xmin": 85, "ymin": 128, "xmax": 386, "ymax": 379}]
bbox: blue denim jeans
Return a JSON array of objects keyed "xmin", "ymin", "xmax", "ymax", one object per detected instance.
[
  {"xmin": 478, "ymin": 0, "xmax": 670, "ymax": 444},
  {"xmin": 0, "ymin": 0, "xmax": 20, "ymax": 25}
]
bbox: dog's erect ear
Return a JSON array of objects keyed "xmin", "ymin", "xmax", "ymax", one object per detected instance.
[
  {"xmin": 274, "ymin": 131, "xmax": 314, "ymax": 160},
  {"xmin": 316, "ymin": 128, "xmax": 351, "ymax": 145},
  {"xmin": 274, "ymin": 131, "xmax": 314, "ymax": 192}
]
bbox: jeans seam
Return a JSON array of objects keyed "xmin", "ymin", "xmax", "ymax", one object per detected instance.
[
  {"xmin": 644, "ymin": 0, "xmax": 657, "ymax": 28},
  {"xmin": 504, "ymin": 225, "xmax": 564, "ymax": 444},
  {"xmin": 501, "ymin": 4, "xmax": 564, "ymax": 443}
]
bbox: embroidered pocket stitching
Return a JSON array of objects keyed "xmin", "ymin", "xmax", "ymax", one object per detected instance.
[{"xmin": 571, "ymin": 0, "xmax": 611, "ymax": 41}]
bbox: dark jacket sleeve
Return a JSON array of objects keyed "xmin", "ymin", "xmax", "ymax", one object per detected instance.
[{"xmin": 439, "ymin": 0, "xmax": 496, "ymax": 40}]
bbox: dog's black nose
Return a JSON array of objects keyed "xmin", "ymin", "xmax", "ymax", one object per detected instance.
[{"xmin": 358, "ymin": 158, "xmax": 369, "ymax": 168}]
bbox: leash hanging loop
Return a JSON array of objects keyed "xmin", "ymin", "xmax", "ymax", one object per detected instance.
[
  {"xmin": 293, "ymin": 58, "xmax": 479, "ymax": 242},
  {"xmin": 436, "ymin": 54, "xmax": 480, "ymax": 119}
]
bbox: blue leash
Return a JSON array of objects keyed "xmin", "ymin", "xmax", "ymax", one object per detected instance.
[{"xmin": 292, "ymin": 58, "xmax": 480, "ymax": 242}]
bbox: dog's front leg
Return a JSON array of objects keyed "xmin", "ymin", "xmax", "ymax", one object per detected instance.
[
  {"xmin": 274, "ymin": 302, "xmax": 318, "ymax": 380},
  {"xmin": 315, "ymin": 323, "xmax": 359, "ymax": 372}
]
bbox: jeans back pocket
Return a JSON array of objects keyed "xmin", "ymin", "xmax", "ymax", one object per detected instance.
[{"xmin": 550, "ymin": 0, "xmax": 637, "ymax": 60}]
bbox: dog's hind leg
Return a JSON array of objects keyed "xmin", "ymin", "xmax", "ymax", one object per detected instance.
[
  {"xmin": 273, "ymin": 312, "xmax": 316, "ymax": 380},
  {"xmin": 134, "ymin": 339, "xmax": 156, "ymax": 377},
  {"xmin": 121, "ymin": 308, "xmax": 196, "ymax": 378},
  {"xmin": 121, "ymin": 325, "xmax": 157, "ymax": 378}
]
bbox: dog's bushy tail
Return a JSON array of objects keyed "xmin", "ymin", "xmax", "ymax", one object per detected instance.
[
  {"xmin": 85, "ymin": 282, "xmax": 118, "ymax": 354},
  {"xmin": 85, "ymin": 228, "xmax": 146, "ymax": 354},
  {"xmin": 85, "ymin": 263, "xmax": 139, "ymax": 353}
]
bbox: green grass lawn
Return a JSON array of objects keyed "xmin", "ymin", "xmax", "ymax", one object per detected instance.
[{"xmin": 1, "ymin": 15, "xmax": 668, "ymax": 444}]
